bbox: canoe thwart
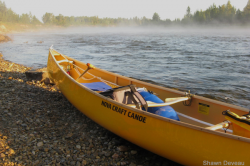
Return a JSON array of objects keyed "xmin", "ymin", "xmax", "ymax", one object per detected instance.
[
  {"xmin": 164, "ymin": 97, "xmax": 190, "ymax": 106},
  {"xmin": 127, "ymin": 96, "xmax": 190, "ymax": 108},
  {"xmin": 205, "ymin": 121, "xmax": 231, "ymax": 131}
]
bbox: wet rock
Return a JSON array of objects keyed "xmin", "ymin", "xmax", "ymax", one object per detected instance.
[{"xmin": 25, "ymin": 70, "xmax": 44, "ymax": 81}]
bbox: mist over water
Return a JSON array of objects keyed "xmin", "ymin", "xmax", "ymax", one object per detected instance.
[{"xmin": 1, "ymin": 27, "xmax": 250, "ymax": 108}]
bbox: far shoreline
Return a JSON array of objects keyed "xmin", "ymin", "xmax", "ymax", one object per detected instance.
[
  {"xmin": 1, "ymin": 23, "xmax": 249, "ymax": 49},
  {"xmin": 1, "ymin": 22, "xmax": 250, "ymax": 35}
]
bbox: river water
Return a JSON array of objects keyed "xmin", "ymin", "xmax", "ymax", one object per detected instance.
[{"xmin": 1, "ymin": 27, "xmax": 250, "ymax": 108}]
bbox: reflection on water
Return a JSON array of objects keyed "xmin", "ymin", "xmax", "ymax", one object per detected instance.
[{"xmin": 1, "ymin": 27, "xmax": 250, "ymax": 108}]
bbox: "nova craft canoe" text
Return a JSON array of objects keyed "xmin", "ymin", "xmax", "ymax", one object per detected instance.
[{"xmin": 47, "ymin": 47, "xmax": 250, "ymax": 166}]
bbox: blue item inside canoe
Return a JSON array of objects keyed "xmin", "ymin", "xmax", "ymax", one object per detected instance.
[
  {"xmin": 139, "ymin": 91, "xmax": 180, "ymax": 121},
  {"xmin": 81, "ymin": 82, "xmax": 112, "ymax": 91}
]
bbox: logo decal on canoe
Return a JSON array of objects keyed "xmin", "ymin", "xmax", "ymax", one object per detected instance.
[
  {"xmin": 101, "ymin": 101, "xmax": 146, "ymax": 123},
  {"xmin": 198, "ymin": 103, "xmax": 210, "ymax": 115}
]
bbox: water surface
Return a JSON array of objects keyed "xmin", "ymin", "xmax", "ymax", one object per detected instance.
[{"xmin": 1, "ymin": 27, "xmax": 250, "ymax": 108}]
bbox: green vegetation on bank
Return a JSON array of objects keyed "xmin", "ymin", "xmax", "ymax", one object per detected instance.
[
  {"xmin": 182, "ymin": 1, "xmax": 250, "ymax": 25},
  {"xmin": 1, "ymin": 0, "xmax": 250, "ymax": 29},
  {"xmin": 0, "ymin": 1, "xmax": 42, "ymax": 25}
]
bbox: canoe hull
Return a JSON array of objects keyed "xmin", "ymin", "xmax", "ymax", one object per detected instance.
[{"xmin": 47, "ymin": 49, "xmax": 250, "ymax": 166}]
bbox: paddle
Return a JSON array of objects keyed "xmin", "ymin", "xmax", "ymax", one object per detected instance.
[{"xmin": 76, "ymin": 63, "xmax": 95, "ymax": 81}]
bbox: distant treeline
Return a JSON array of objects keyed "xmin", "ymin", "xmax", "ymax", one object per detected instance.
[
  {"xmin": 1, "ymin": 0, "xmax": 250, "ymax": 27},
  {"xmin": 0, "ymin": 1, "xmax": 42, "ymax": 25},
  {"xmin": 181, "ymin": 1, "xmax": 250, "ymax": 25}
]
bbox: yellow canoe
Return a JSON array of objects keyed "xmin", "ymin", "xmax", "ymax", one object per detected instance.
[{"xmin": 47, "ymin": 47, "xmax": 250, "ymax": 166}]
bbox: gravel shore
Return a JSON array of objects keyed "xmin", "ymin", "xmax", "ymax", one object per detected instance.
[{"xmin": 0, "ymin": 53, "xmax": 181, "ymax": 166}]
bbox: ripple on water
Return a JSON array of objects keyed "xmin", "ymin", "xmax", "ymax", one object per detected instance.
[{"xmin": 1, "ymin": 28, "xmax": 250, "ymax": 108}]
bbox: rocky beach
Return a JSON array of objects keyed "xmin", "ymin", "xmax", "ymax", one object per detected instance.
[
  {"xmin": 0, "ymin": 52, "xmax": 181, "ymax": 166},
  {"xmin": 0, "ymin": 35, "xmax": 12, "ymax": 43},
  {"xmin": 0, "ymin": 25, "xmax": 12, "ymax": 43}
]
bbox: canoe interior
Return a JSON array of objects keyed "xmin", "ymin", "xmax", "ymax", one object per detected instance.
[
  {"xmin": 50, "ymin": 49, "xmax": 249, "ymax": 134},
  {"xmin": 47, "ymin": 49, "xmax": 250, "ymax": 165}
]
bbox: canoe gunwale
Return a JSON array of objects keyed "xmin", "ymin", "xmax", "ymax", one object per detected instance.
[{"xmin": 49, "ymin": 48, "xmax": 250, "ymax": 144}]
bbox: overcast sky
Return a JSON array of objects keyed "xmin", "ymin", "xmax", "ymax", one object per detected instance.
[{"xmin": 4, "ymin": 0, "xmax": 248, "ymax": 21}]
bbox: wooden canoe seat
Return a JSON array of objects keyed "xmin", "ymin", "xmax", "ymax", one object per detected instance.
[
  {"xmin": 53, "ymin": 54, "xmax": 61, "ymax": 56},
  {"xmin": 57, "ymin": 60, "xmax": 74, "ymax": 64},
  {"xmin": 205, "ymin": 121, "xmax": 230, "ymax": 131}
]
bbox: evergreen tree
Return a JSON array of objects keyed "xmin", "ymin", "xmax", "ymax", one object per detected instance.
[
  {"xmin": 42, "ymin": 12, "xmax": 55, "ymax": 24},
  {"xmin": 224, "ymin": 1, "xmax": 236, "ymax": 22},
  {"xmin": 152, "ymin": 12, "xmax": 160, "ymax": 22},
  {"xmin": 20, "ymin": 13, "xmax": 31, "ymax": 24},
  {"xmin": 236, "ymin": 9, "xmax": 243, "ymax": 22},
  {"xmin": 1, "ymin": 0, "xmax": 250, "ymax": 27},
  {"xmin": 243, "ymin": 0, "xmax": 250, "ymax": 21},
  {"xmin": 31, "ymin": 15, "xmax": 42, "ymax": 25},
  {"xmin": 186, "ymin": 6, "xmax": 191, "ymax": 18}
]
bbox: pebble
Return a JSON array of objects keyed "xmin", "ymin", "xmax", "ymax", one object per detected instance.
[
  {"xmin": 105, "ymin": 151, "xmax": 111, "ymax": 157},
  {"xmin": 1, "ymin": 153, "xmax": 5, "ymax": 158},
  {"xmin": 112, "ymin": 153, "xmax": 119, "ymax": 159},
  {"xmin": 76, "ymin": 145, "xmax": 81, "ymax": 149},
  {"xmin": 131, "ymin": 150, "xmax": 137, "ymax": 155},
  {"xmin": 118, "ymin": 145, "xmax": 129, "ymax": 152},
  {"xmin": 0, "ymin": 55, "xmax": 181, "ymax": 166},
  {"xmin": 129, "ymin": 163, "xmax": 137, "ymax": 166},
  {"xmin": 82, "ymin": 160, "xmax": 87, "ymax": 165},
  {"xmin": 33, "ymin": 160, "xmax": 40, "ymax": 165},
  {"xmin": 37, "ymin": 142, "xmax": 43, "ymax": 147}
]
